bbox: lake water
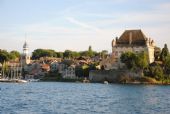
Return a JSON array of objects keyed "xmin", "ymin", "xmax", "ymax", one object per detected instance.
[{"xmin": 0, "ymin": 82, "xmax": 170, "ymax": 114}]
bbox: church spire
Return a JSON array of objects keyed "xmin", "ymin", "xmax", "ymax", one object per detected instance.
[{"xmin": 21, "ymin": 34, "xmax": 30, "ymax": 65}]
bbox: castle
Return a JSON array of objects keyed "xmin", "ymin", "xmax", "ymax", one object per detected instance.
[
  {"xmin": 101, "ymin": 29, "xmax": 155, "ymax": 70},
  {"xmin": 112, "ymin": 29, "xmax": 155, "ymax": 63}
]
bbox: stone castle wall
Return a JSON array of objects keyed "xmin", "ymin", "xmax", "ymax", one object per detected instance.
[{"xmin": 89, "ymin": 70, "xmax": 141, "ymax": 83}]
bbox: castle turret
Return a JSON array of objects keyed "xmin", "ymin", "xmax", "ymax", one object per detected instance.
[{"xmin": 112, "ymin": 39, "xmax": 116, "ymax": 47}]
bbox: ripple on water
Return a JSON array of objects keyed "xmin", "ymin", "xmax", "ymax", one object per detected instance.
[{"xmin": 0, "ymin": 83, "xmax": 170, "ymax": 114}]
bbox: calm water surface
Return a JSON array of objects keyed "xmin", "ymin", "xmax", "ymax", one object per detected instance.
[{"xmin": 0, "ymin": 82, "xmax": 170, "ymax": 114}]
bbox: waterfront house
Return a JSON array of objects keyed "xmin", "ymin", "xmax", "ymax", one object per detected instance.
[
  {"xmin": 41, "ymin": 64, "xmax": 50, "ymax": 72},
  {"xmin": 58, "ymin": 63, "xmax": 67, "ymax": 74},
  {"xmin": 50, "ymin": 61, "xmax": 59, "ymax": 72},
  {"xmin": 62, "ymin": 65, "xmax": 77, "ymax": 79}
]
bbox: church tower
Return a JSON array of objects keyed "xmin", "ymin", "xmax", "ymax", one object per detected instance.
[{"xmin": 22, "ymin": 41, "xmax": 30, "ymax": 66}]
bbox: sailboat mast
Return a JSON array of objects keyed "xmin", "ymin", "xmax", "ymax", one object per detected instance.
[
  {"xmin": 2, "ymin": 62, "xmax": 4, "ymax": 79},
  {"xmin": 14, "ymin": 64, "xmax": 16, "ymax": 79},
  {"xmin": 16, "ymin": 65, "xmax": 18, "ymax": 79},
  {"xmin": 20, "ymin": 57, "xmax": 22, "ymax": 79}
]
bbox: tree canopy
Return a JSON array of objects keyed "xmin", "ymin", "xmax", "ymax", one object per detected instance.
[
  {"xmin": 32, "ymin": 46, "xmax": 100, "ymax": 60},
  {"xmin": 0, "ymin": 50, "xmax": 20, "ymax": 63},
  {"xmin": 120, "ymin": 52, "xmax": 137, "ymax": 69},
  {"xmin": 32, "ymin": 49, "xmax": 58, "ymax": 59},
  {"xmin": 164, "ymin": 55, "xmax": 170, "ymax": 74},
  {"xmin": 135, "ymin": 52, "xmax": 148, "ymax": 69},
  {"xmin": 10, "ymin": 50, "xmax": 20, "ymax": 60},
  {"xmin": 120, "ymin": 51, "xmax": 148, "ymax": 70},
  {"xmin": 160, "ymin": 44, "xmax": 169, "ymax": 62}
]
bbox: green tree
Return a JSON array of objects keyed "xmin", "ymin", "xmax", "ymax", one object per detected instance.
[
  {"xmin": 164, "ymin": 55, "xmax": 170, "ymax": 74},
  {"xmin": 72, "ymin": 51, "xmax": 80, "ymax": 58},
  {"xmin": 121, "ymin": 51, "xmax": 148, "ymax": 76},
  {"xmin": 135, "ymin": 52, "xmax": 148, "ymax": 76},
  {"xmin": 148, "ymin": 64, "xmax": 164, "ymax": 81},
  {"xmin": 63, "ymin": 50, "xmax": 72, "ymax": 59},
  {"xmin": 32, "ymin": 49, "xmax": 57, "ymax": 59},
  {"xmin": 0, "ymin": 50, "xmax": 10, "ymax": 63},
  {"xmin": 120, "ymin": 52, "xmax": 136, "ymax": 69},
  {"xmin": 160, "ymin": 44, "xmax": 169, "ymax": 62},
  {"xmin": 88, "ymin": 45, "xmax": 93, "ymax": 57},
  {"xmin": 56, "ymin": 52, "xmax": 63, "ymax": 58},
  {"xmin": 80, "ymin": 51, "xmax": 89, "ymax": 57},
  {"xmin": 154, "ymin": 46, "xmax": 161, "ymax": 61},
  {"xmin": 153, "ymin": 65, "xmax": 164, "ymax": 81},
  {"xmin": 9, "ymin": 50, "xmax": 20, "ymax": 60}
]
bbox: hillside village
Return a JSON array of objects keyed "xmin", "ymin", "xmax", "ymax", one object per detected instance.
[{"xmin": 0, "ymin": 29, "xmax": 170, "ymax": 83}]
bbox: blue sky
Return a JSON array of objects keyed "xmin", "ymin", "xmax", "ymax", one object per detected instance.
[{"xmin": 0, "ymin": 0, "xmax": 170, "ymax": 53}]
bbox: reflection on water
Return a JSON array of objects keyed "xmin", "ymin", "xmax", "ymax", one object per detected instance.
[{"xmin": 0, "ymin": 82, "xmax": 170, "ymax": 114}]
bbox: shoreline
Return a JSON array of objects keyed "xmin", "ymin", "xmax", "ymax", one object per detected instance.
[
  {"xmin": 39, "ymin": 79, "xmax": 170, "ymax": 85},
  {"xmin": 120, "ymin": 82, "xmax": 170, "ymax": 85}
]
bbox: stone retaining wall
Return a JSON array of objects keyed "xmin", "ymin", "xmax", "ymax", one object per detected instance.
[{"xmin": 89, "ymin": 69, "xmax": 141, "ymax": 83}]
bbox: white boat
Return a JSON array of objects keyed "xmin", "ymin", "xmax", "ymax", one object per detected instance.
[
  {"xmin": 27, "ymin": 79, "xmax": 39, "ymax": 82},
  {"xmin": 104, "ymin": 81, "xmax": 109, "ymax": 84},
  {"xmin": 0, "ymin": 79, "xmax": 27, "ymax": 83}
]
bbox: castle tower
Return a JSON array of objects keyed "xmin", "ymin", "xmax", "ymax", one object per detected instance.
[{"xmin": 22, "ymin": 41, "xmax": 30, "ymax": 66}]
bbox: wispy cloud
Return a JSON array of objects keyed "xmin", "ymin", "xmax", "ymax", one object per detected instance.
[
  {"xmin": 1, "ymin": 0, "xmax": 170, "ymax": 52},
  {"xmin": 66, "ymin": 17, "xmax": 102, "ymax": 32}
]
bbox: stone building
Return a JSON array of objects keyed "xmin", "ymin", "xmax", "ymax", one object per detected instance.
[
  {"xmin": 62, "ymin": 65, "xmax": 76, "ymax": 79},
  {"xmin": 50, "ymin": 61, "xmax": 59, "ymax": 72},
  {"xmin": 112, "ymin": 29, "xmax": 155, "ymax": 65},
  {"xmin": 100, "ymin": 54, "xmax": 116, "ymax": 70}
]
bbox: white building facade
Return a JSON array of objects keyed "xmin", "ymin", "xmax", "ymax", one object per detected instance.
[
  {"xmin": 62, "ymin": 65, "xmax": 76, "ymax": 79},
  {"xmin": 50, "ymin": 61, "xmax": 59, "ymax": 72}
]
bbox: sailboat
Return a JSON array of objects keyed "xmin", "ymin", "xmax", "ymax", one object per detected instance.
[
  {"xmin": 0, "ymin": 62, "xmax": 10, "ymax": 82},
  {"xmin": 0, "ymin": 62, "xmax": 27, "ymax": 83}
]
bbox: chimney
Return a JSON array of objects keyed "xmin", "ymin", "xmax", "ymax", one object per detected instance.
[{"xmin": 129, "ymin": 32, "xmax": 132, "ymax": 44}]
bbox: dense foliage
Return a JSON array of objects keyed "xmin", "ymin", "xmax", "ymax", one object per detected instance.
[
  {"xmin": 146, "ymin": 44, "xmax": 170, "ymax": 82},
  {"xmin": 120, "ymin": 52, "xmax": 136, "ymax": 69},
  {"xmin": 120, "ymin": 51, "xmax": 148, "ymax": 71},
  {"xmin": 164, "ymin": 55, "xmax": 170, "ymax": 74},
  {"xmin": 31, "ymin": 46, "xmax": 103, "ymax": 60},
  {"xmin": 0, "ymin": 50, "xmax": 20, "ymax": 63},
  {"xmin": 75, "ymin": 63, "xmax": 98, "ymax": 77},
  {"xmin": 160, "ymin": 44, "xmax": 169, "ymax": 62},
  {"xmin": 10, "ymin": 50, "xmax": 20, "ymax": 60},
  {"xmin": 120, "ymin": 48, "xmax": 170, "ymax": 82},
  {"xmin": 145, "ymin": 64, "xmax": 163, "ymax": 80},
  {"xmin": 154, "ymin": 46, "xmax": 161, "ymax": 61},
  {"xmin": 32, "ymin": 49, "xmax": 58, "ymax": 59}
]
